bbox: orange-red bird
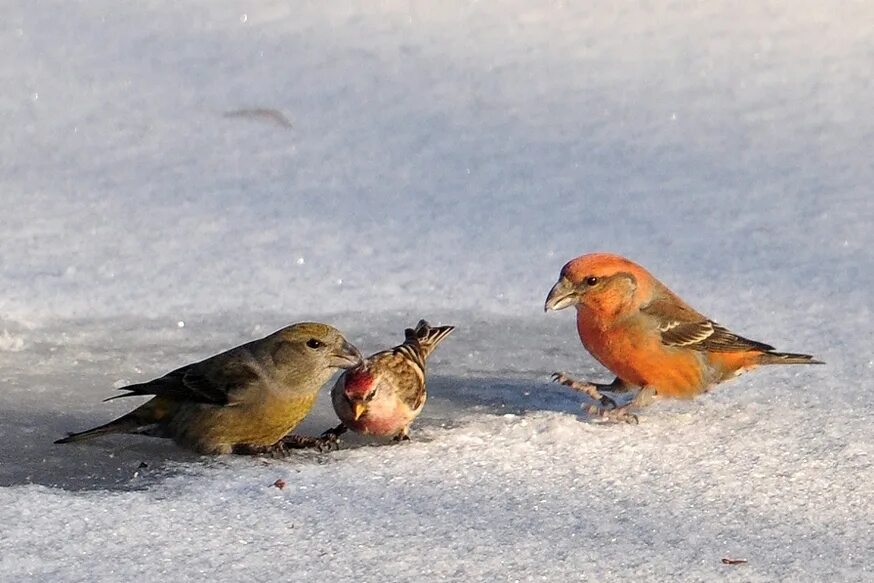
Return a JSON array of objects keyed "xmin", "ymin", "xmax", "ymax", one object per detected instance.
[{"xmin": 545, "ymin": 253, "xmax": 822, "ymax": 420}]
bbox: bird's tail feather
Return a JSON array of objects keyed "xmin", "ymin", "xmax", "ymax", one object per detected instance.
[
  {"xmin": 759, "ymin": 351, "xmax": 824, "ymax": 365},
  {"xmin": 54, "ymin": 414, "xmax": 143, "ymax": 444},
  {"xmin": 404, "ymin": 320, "xmax": 455, "ymax": 360},
  {"xmin": 54, "ymin": 399, "xmax": 170, "ymax": 444}
]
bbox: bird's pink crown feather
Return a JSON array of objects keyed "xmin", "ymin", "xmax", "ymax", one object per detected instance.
[{"xmin": 344, "ymin": 368, "xmax": 374, "ymax": 398}]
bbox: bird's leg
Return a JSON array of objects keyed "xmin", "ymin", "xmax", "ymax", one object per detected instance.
[
  {"xmin": 632, "ymin": 386, "xmax": 658, "ymax": 407},
  {"xmin": 321, "ymin": 423, "xmax": 348, "ymax": 441},
  {"xmin": 587, "ymin": 386, "xmax": 658, "ymax": 424},
  {"xmin": 281, "ymin": 433, "xmax": 340, "ymax": 452},
  {"xmin": 232, "ymin": 442, "xmax": 291, "ymax": 458},
  {"xmin": 603, "ymin": 377, "xmax": 635, "ymax": 394},
  {"xmin": 392, "ymin": 427, "xmax": 411, "ymax": 442},
  {"xmin": 551, "ymin": 372, "xmax": 618, "ymax": 409},
  {"xmin": 231, "ymin": 436, "xmax": 338, "ymax": 457}
]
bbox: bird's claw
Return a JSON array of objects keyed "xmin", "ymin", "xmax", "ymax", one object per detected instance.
[
  {"xmin": 551, "ymin": 372, "xmax": 615, "ymax": 408},
  {"xmin": 551, "ymin": 372, "xmax": 587, "ymax": 389},
  {"xmin": 314, "ymin": 433, "xmax": 341, "ymax": 452},
  {"xmin": 319, "ymin": 423, "xmax": 347, "ymax": 447},
  {"xmin": 550, "ymin": 372, "xmax": 571, "ymax": 384},
  {"xmin": 280, "ymin": 433, "xmax": 340, "ymax": 453},
  {"xmin": 585, "ymin": 404, "xmax": 639, "ymax": 425},
  {"xmin": 392, "ymin": 431, "xmax": 411, "ymax": 442},
  {"xmin": 552, "ymin": 372, "xmax": 643, "ymax": 424},
  {"xmin": 317, "ymin": 431, "xmax": 342, "ymax": 449},
  {"xmin": 599, "ymin": 394, "xmax": 618, "ymax": 409}
]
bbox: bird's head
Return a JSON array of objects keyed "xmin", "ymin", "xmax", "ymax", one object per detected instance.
[
  {"xmin": 272, "ymin": 323, "xmax": 363, "ymax": 382},
  {"xmin": 342, "ymin": 367, "xmax": 378, "ymax": 420},
  {"xmin": 544, "ymin": 253, "xmax": 651, "ymax": 317}
]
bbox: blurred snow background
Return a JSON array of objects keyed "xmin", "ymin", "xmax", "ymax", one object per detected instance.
[{"xmin": 0, "ymin": 1, "xmax": 872, "ymax": 581}]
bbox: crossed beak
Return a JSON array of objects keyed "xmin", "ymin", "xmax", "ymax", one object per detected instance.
[
  {"xmin": 351, "ymin": 401, "xmax": 367, "ymax": 421},
  {"xmin": 544, "ymin": 277, "xmax": 579, "ymax": 312},
  {"xmin": 331, "ymin": 341, "xmax": 364, "ymax": 369}
]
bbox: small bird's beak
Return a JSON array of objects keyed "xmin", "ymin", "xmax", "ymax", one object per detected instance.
[
  {"xmin": 544, "ymin": 277, "xmax": 578, "ymax": 312},
  {"xmin": 331, "ymin": 341, "xmax": 364, "ymax": 369},
  {"xmin": 352, "ymin": 401, "xmax": 367, "ymax": 421}
]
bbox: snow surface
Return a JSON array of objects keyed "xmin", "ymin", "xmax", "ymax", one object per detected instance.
[{"xmin": 1, "ymin": 1, "xmax": 872, "ymax": 581}]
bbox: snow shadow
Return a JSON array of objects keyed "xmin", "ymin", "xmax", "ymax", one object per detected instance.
[
  {"xmin": 0, "ymin": 407, "xmax": 201, "ymax": 491},
  {"xmin": 0, "ymin": 373, "xmax": 596, "ymax": 491},
  {"xmin": 424, "ymin": 373, "xmax": 591, "ymax": 423},
  {"xmin": 0, "ymin": 311, "xmax": 605, "ymax": 491}
]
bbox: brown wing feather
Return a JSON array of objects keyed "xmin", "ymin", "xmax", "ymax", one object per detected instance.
[
  {"xmin": 107, "ymin": 358, "xmax": 258, "ymax": 406},
  {"xmin": 641, "ymin": 298, "xmax": 774, "ymax": 353},
  {"xmin": 378, "ymin": 350, "xmax": 426, "ymax": 410}
]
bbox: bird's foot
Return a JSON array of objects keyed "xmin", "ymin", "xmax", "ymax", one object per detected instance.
[
  {"xmin": 281, "ymin": 433, "xmax": 341, "ymax": 453},
  {"xmin": 633, "ymin": 386, "xmax": 658, "ymax": 407},
  {"xmin": 232, "ymin": 441, "xmax": 293, "ymax": 458},
  {"xmin": 392, "ymin": 428, "xmax": 411, "ymax": 442},
  {"xmin": 551, "ymin": 372, "xmax": 618, "ymax": 409},
  {"xmin": 584, "ymin": 403, "xmax": 639, "ymax": 424},
  {"xmin": 320, "ymin": 423, "xmax": 348, "ymax": 443},
  {"xmin": 583, "ymin": 386, "xmax": 656, "ymax": 425}
]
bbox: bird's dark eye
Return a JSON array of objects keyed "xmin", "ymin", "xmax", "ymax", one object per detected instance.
[
  {"xmin": 365, "ymin": 390, "xmax": 377, "ymax": 402},
  {"xmin": 585, "ymin": 276, "xmax": 599, "ymax": 286},
  {"xmin": 306, "ymin": 338, "xmax": 324, "ymax": 349}
]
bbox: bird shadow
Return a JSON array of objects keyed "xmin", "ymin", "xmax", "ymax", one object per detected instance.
[
  {"xmin": 423, "ymin": 373, "xmax": 592, "ymax": 425},
  {"xmin": 0, "ymin": 373, "xmax": 597, "ymax": 492},
  {"xmin": 0, "ymin": 407, "xmax": 202, "ymax": 491}
]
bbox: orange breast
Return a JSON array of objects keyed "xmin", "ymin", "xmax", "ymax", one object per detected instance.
[{"xmin": 576, "ymin": 311, "xmax": 709, "ymax": 398}]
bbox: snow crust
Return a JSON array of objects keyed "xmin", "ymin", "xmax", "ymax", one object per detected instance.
[{"xmin": 1, "ymin": 1, "xmax": 872, "ymax": 581}]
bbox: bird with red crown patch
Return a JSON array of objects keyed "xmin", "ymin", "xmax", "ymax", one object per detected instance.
[{"xmin": 326, "ymin": 320, "xmax": 454, "ymax": 442}]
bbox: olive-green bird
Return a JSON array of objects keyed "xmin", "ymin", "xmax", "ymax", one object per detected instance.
[{"xmin": 55, "ymin": 322, "xmax": 363, "ymax": 455}]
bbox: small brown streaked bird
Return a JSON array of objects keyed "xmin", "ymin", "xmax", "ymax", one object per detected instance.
[
  {"xmin": 326, "ymin": 320, "xmax": 454, "ymax": 442},
  {"xmin": 545, "ymin": 253, "xmax": 823, "ymax": 422},
  {"xmin": 55, "ymin": 322, "xmax": 362, "ymax": 455}
]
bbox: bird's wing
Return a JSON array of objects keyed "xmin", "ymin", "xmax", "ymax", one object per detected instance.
[
  {"xmin": 108, "ymin": 356, "xmax": 260, "ymax": 406},
  {"xmin": 380, "ymin": 351, "xmax": 427, "ymax": 411},
  {"xmin": 640, "ymin": 298, "xmax": 775, "ymax": 353}
]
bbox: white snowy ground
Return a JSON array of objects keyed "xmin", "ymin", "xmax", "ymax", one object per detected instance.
[{"xmin": 1, "ymin": 1, "xmax": 872, "ymax": 581}]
